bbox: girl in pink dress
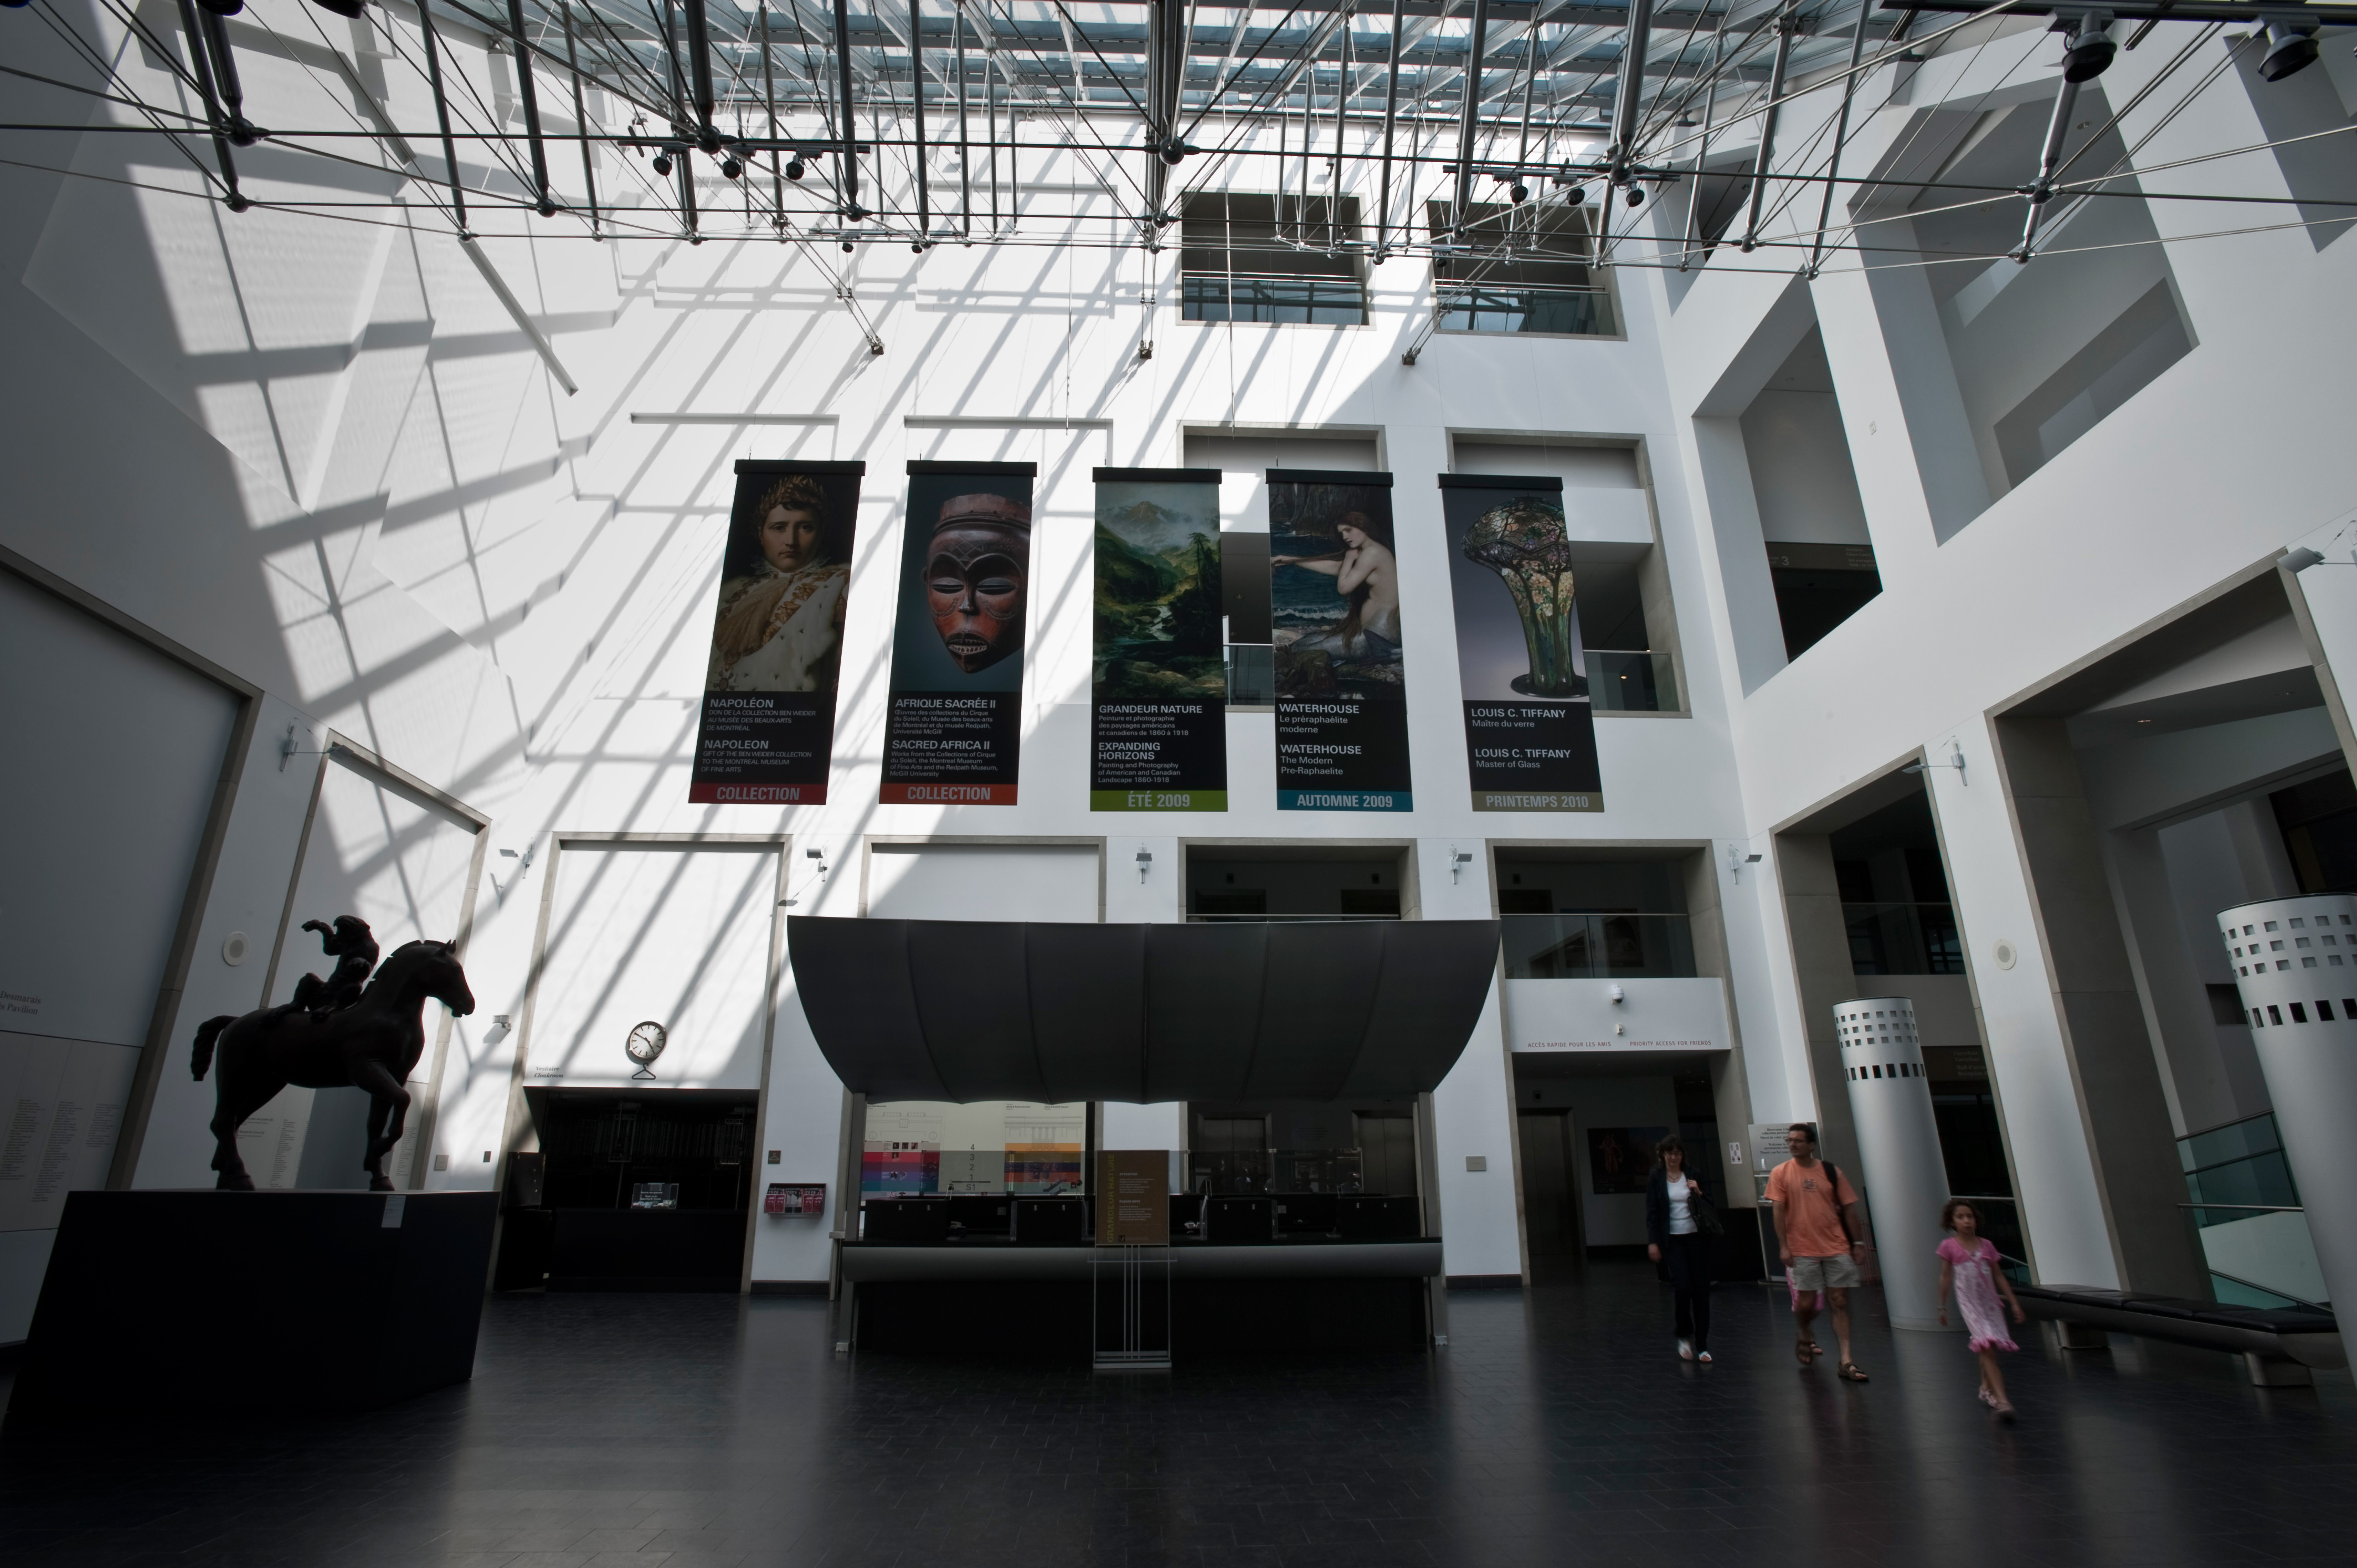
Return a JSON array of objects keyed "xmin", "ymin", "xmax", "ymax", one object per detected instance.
[{"xmin": 1937, "ymin": 1199, "xmax": 2027, "ymax": 1419}]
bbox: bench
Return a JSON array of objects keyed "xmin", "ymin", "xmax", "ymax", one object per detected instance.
[{"xmin": 2016, "ymin": 1283, "xmax": 2344, "ymax": 1386}]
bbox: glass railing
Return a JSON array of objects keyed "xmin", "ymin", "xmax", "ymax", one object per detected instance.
[
  {"xmin": 2181, "ymin": 1113, "xmax": 2300, "ymax": 1214},
  {"xmin": 1226, "ymin": 643, "xmax": 1274, "ymax": 705},
  {"xmin": 1501, "ymin": 912, "xmax": 1696, "ymax": 979},
  {"xmin": 1588, "ymin": 649, "xmax": 1677, "ymax": 713},
  {"xmin": 1435, "ymin": 284, "xmax": 1616, "ymax": 337},
  {"xmin": 1842, "ymin": 901, "xmax": 1964, "ymax": 975},
  {"xmin": 1182, "ymin": 274, "xmax": 1368, "ymax": 325},
  {"xmin": 2178, "ymin": 1113, "xmax": 2327, "ymax": 1306}
]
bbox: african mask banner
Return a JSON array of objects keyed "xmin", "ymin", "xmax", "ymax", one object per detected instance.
[
  {"xmin": 690, "ymin": 458, "xmax": 866, "ymax": 804},
  {"xmin": 879, "ymin": 461, "xmax": 1036, "ymax": 805},
  {"xmin": 1090, "ymin": 467, "xmax": 1227, "ymax": 811},
  {"xmin": 1440, "ymin": 473, "xmax": 1605, "ymax": 811},
  {"xmin": 1268, "ymin": 470, "xmax": 1412, "ymax": 811}
]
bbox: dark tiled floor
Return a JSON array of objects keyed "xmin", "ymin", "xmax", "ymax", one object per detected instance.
[{"xmin": 4, "ymin": 1259, "xmax": 2354, "ymax": 1567}]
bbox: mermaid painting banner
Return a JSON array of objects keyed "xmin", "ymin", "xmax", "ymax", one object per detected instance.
[
  {"xmin": 1091, "ymin": 467, "xmax": 1227, "ymax": 811},
  {"xmin": 879, "ymin": 461, "xmax": 1036, "ymax": 805},
  {"xmin": 1268, "ymin": 470, "xmax": 1412, "ymax": 812},
  {"xmin": 1442, "ymin": 473, "xmax": 1605, "ymax": 812},
  {"xmin": 691, "ymin": 458, "xmax": 865, "ymax": 804}
]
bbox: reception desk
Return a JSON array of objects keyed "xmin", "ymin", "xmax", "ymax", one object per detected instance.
[{"xmin": 836, "ymin": 1234, "xmax": 1443, "ymax": 1355}]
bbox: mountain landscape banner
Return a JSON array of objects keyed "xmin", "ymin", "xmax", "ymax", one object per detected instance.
[
  {"xmin": 880, "ymin": 461, "xmax": 1036, "ymax": 805},
  {"xmin": 691, "ymin": 458, "xmax": 865, "ymax": 804},
  {"xmin": 1267, "ymin": 470, "xmax": 1412, "ymax": 812},
  {"xmin": 1091, "ymin": 468, "xmax": 1227, "ymax": 811},
  {"xmin": 1441, "ymin": 472, "xmax": 1605, "ymax": 811}
]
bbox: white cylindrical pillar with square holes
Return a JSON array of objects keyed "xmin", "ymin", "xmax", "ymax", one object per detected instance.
[
  {"xmin": 1834, "ymin": 997, "xmax": 1953, "ymax": 1330},
  {"xmin": 2217, "ymin": 894, "xmax": 2357, "ymax": 1316}
]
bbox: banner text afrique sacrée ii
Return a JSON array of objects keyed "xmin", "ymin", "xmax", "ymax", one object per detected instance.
[
  {"xmin": 1268, "ymin": 470, "xmax": 1412, "ymax": 812},
  {"xmin": 1441, "ymin": 472, "xmax": 1605, "ymax": 812},
  {"xmin": 880, "ymin": 461, "xmax": 1036, "ymax": 805},
  {"xmin": 690, "ymin": 459, "xmax": 865, "ymax": 804},
  {"xmin": 1091, "ymin": 467, "xmax": 1227, "ymax": 811}
]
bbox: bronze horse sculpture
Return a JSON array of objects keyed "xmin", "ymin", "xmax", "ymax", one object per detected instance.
[{"xmin": 192, "ymin": 924, "xmax": 475, "ymax": 1191}]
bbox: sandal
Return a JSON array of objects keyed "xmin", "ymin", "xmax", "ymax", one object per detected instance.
[
  {"xmin": 1795, "ymin": 1337, "xmax": 1818, "ymax": 1366},
  {"xmin": 1837, "ymin": 1361, "xmax": 1870, "ymax": 1383}
]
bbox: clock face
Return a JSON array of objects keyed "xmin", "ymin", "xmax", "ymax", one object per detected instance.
[{"xmin": 625, "ymin": 1022, "xmax": 668, "ymax": 1065}]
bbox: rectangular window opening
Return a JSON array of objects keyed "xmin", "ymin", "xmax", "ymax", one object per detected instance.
[{"xmin": 1181, "ymin": 192, "xmax": 1368, "ymax": 325}]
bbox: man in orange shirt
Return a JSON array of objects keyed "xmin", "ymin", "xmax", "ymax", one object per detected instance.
[{"xmin": 1766, "ymin": 1122, "xmax": 1869, "ymax": 1381}]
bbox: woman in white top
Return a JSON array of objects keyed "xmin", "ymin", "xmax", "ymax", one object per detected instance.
[{"xmin": 1645, "ymin": 1133, "xmax": 1716, "ymax": 1363}]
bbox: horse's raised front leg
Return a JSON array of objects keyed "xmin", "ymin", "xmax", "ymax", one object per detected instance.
[{"xmin": 351, "ymin": 1059, "xmax": 411, "ymax": 1193}]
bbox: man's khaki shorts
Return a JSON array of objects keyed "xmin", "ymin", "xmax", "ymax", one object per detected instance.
[{"xmin": 1788, "ymin": 1252, "xmax": 1861, "ymax": 1292}]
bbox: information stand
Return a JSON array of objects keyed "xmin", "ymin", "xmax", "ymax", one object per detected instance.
[{"xmin": 1094, "ymin": 1150, "xmax": 1172, "ymax": 1369}]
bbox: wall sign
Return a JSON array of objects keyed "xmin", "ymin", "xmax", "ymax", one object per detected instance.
[
  {"xmin": 1091, "ymin": 467, "xmax": 1227, "ymax": 811},
  {"xmin": 1266, "ymin": 470, "xmax": 1412, "ymax": 811},
  {"xmin": 881, "ymin": 461, "xmax": 1037, "ymax": 805},
  {"xmin": 691, "ymin": 459, "xmax": 866, "ymax": 804},
  {"xmin": 1440, "ymin": 473, "xmax": 1605, "ymax": 812}
]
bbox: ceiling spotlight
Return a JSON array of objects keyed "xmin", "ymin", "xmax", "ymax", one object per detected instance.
[
  {"xmin": 1510, "ymin": 183, "xmax": 1529, "ymax": 204},
  {"xmin": 840, "ymin": 240, "xmax": 853, "ymax": 253},
  {"xmin": 721, "ymin": 154, "xmax": 743, "ymax": 180},
  {"xmin": 2261, "ymin": 23, "xmax": 2321, "ymax": 82},
  {"xmin": 651, "ymin": 151, "xmax": 673, "ymax": 177},
  {"xmin": 193, "ymin": 0, "xmax": 244, "ymax": 13},
  {"xmin": 910, "ymin": 242, "xmax": 924, "ymax": 252},
  {"xmin": 1624, "ymin": 184, "xmax": 1645, "ymax": 207},
  {"xmin": 2060, "ymin": 14, "xmax": 2116, "ymax": 82},
  {"xmin": 308, "ymin": 0, "xmax": 366, "ymax": 16},
  {"xmin": 785, "ymin": 158, "xmax": 805, "ymax": 181},
  {"xmin": 1565, "ymin": 184, "xmax": 1587, "ymax": 206}
]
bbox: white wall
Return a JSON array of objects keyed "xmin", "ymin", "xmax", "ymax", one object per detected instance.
[
  {"xmin": 0, "ymin": 570, "xmax": 240, "ymax": 1340},
  {"xmin": 527, "ymin": 844, "xmax": 780, "ymax": 1091}
]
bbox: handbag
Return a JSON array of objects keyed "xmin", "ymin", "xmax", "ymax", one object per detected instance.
[{"xmin": 1688, "ymin": 1183, "xmax": 1725, "ymax": 1237}]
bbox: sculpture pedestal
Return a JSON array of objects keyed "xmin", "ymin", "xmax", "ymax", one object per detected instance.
[{"xmin": 7, "ymin": 1189, "xmax": 497, "ymax": 1420}]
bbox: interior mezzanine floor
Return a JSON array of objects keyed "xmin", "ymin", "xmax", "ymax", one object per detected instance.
[{"xmin": 4, "ymin": 1260, "xmax": 2353, "ymax": 1568}]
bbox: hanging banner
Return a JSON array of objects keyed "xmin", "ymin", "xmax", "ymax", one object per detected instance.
[
  {"xmin": 691, "ymin": 459, "xmax": 866, "ymax": 804},
  {"xmin": 1268, "ymin": 470, "xmax": 1412, "ymax": 812},
  {"xmin": 880, "ymin": 461, "xmax": 1036, "ymax": 805},
  {"xmin": 1442, "ymin": 473, "xmax": 1605, "ymax": 812},
  {"xmin": 1090, "ymin": 467, "xmax": 1227, "ymax": 811}
]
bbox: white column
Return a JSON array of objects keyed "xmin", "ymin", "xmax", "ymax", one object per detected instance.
[
  {"xmin": 2217, "ymin": 894, "xmax": 2357, "ymax": 1313},
  {"xmin": 1834, "ymin": 997, "xmax": 1952, "ymax": 1330}
]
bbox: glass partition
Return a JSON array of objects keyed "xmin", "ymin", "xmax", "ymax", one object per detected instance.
[
  {"xmin": 862, "ymin": 1102, "xmax": 1087, "ymax": 1198},
  {"xmin": 1500, "ymin": 913, "xmax": 1697, "ymax": 979},
  {"xmin": 1187, "ymin": 1101, "xmax": 1418, "ymax": 1197}
]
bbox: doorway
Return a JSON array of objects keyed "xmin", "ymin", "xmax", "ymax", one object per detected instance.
[{"xmin": 1518, "ymin": 1111, "xmax": 1581, "ymax": 1278}]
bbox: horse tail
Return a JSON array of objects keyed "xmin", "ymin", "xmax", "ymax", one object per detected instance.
[{"xmin": 192, "ymin": 1015, "xmax": 234, "ymax": 1081}]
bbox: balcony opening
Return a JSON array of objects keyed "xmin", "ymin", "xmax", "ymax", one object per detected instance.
[
  {"xmin": 1180, "ymin": 192, "xmax": 1367, "ymax": 324},
  {"xmin": 1855, "ymin": 86, "xmax": 2196, "ymax": 534},
  {"xmin": 1740, "ymin": 326, "xmax": 1877, "ymax": 659},
  {"xmin": 1658, "ymin": 149, "xmax": 1757, "ymax": 308},
  {"xmin": 1183, "ymin": 427, "xmax": 1384, "ymax": 709},
  {"xmin": 1425, "ymin": 200, "xmax": 1618, "ymax": 337},
  {"xmin": 1186, "ymin": 843, "xmax": 1409, "ymax": 922},
  {"xmin": 1829, "ymin": 790, "xmax": 1962, "ymax": 976},
  {"xmin": 1494, "ymin": 851, "xmax": 1695, "ymax": 979},
  {"xmin": 1449, "ymin": 435, "xmax": 1684, "ymax": 713}
]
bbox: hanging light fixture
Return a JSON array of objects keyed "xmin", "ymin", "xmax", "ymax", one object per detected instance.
[{"xmin": 2260, "ymin": 23, "xmax": 2321, "ymax": 81}]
